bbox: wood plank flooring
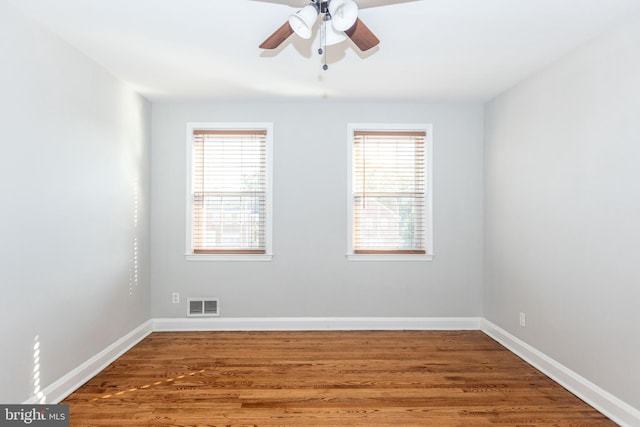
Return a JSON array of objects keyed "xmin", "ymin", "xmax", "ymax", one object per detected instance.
[{"xmin": 62, "ymin": 331, "xmax": 615, "ymax": 426}]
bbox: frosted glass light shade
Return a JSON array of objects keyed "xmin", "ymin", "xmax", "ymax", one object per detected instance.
[
  {"xmin": 288, "ymin": 5, "xmax": 318, "ymax": 39},
  {"xmin": 328, "ymin": 0, "xmax": 358, "ymax": 31},
  {"xmin": 323, "ymin": 21, "xmax": 347, "ymax": 46}
]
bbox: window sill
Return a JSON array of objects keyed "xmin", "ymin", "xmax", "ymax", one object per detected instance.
[
  {"xmin": 346, "ymin": 254, "xmax": 434, "ymax": 262},
  {"xmin": 185, "ymin": 254, "xmax": 273, "ymax": 262}
]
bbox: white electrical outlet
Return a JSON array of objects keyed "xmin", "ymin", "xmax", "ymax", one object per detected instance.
[
  {"xmin": 519, "ymin": 312, "xmax": 526, "ymax": 327},
  {"xmin": 172, "ymin": 292, "xmax": 180, "ymax": 304}
]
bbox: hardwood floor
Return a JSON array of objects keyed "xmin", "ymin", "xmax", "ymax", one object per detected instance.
[{"xmin": 62, "ymin": 331, "xmax": 615, "ymax": 426}]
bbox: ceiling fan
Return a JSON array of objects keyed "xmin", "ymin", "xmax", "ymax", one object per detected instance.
[{"xmin": 259, "ymin": 0, "xmax": 380, "ymax": 66}]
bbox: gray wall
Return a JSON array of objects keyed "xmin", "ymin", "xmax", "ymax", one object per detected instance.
[
  {"xmin": 0, "ymin": 0, "xmax": 151, "ymax": 403},
  {"xmin": 484, "ymin": 15, "xmax": 640, "ymax": 409},
  {"xmin": 151, "ymin": 102, "xmax": 484, "ymax": 318}
]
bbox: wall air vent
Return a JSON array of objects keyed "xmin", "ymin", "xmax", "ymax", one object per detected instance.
[{"xmin": 187, "ymin": 298, "xmax": 219, "ymax": 317}]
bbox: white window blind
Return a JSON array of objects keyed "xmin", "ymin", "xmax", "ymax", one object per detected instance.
[
  {"xmin": 352, "ymin": 130, "xmax": 427, "ymax": 254},
  {"xmin": 191, "ymin": 129, "xmax": 267, "ymax": 254}
]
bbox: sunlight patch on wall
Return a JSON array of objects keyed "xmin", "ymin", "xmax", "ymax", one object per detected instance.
[
  {"xmin": 32, "ymin": 335, "xmax": 46, "ymax": 403},
  {"xmin": 129, "ymin": 176, "xmax": 140, "ymax": 296}
]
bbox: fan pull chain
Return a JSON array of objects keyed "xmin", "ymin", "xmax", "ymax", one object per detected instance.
[{"xmin": 319, "ymin": 18, "xmax": 328, "ymax": 71}]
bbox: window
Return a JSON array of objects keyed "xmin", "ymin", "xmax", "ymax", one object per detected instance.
[
  {"xmin": 186, "ymin": 123, "xmax": 273, "ymax": 261},
  {"xmin": 347, "ymin": 124, "xmax": 433, "ymax": 261}
]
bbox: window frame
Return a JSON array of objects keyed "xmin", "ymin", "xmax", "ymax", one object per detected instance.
[
  {"xmin": 185, "ymin": 122, "xmax": 273, "ymax": 262},
  {"xmin": 346, "ymin": 123, "xmax": 434, "ymax": 262}
]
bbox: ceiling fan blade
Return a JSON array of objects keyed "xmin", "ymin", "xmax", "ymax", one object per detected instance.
[
  {"xmin": 345, "ymin": 18, "xmax": 380, "ymax": 51},
  {"xmin": 259, "ymin": 21, "xmax": 294, "ymax": 49}
]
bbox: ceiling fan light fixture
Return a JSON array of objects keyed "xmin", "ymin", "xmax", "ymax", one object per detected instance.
[
  {"xmin": 259, "ymin": 0, "xmax": 379, "ymax": 59},
  {"xmin": 288, "ymin": 4, "xmax": 319, "ymax": 39},
  {"xmin": 328, "ymin": 0, "xmax": 358, "ymax": 32}
]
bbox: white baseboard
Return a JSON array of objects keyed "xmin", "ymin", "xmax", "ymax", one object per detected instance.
[
  {"xmin": 481, "ymin": 319, "xmax": 640, "ymax": 427},
  {"xmin": 24, "ymin": 320, "xmax": 153, "ymax": 405},
  {"xmin": 152, "ymin": 316, "xmax": 482, "ymax": 332}
]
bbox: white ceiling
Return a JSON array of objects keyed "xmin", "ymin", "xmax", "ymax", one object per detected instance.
[{"xmin": 10, "ymin": 0, "xmax": 640, "ymax": 102}]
